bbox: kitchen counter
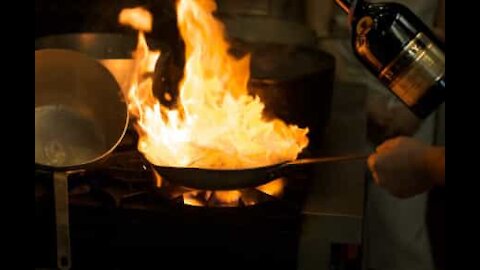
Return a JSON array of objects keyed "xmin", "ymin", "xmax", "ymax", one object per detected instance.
[{"xmin": 298, "ymin": 82, "xmax": 368, "ymax": 269}]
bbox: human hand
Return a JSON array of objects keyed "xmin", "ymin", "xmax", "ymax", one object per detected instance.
[{"xmin": 367, "ymin": 137, "xmax": 435, "ymax": 198}]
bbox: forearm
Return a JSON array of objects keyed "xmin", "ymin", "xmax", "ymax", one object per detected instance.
[{"xmin": 424, "ymin": 146, "xmax": 445, "ymax": 186}]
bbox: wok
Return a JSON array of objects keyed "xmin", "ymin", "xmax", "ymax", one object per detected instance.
[
  {"xmin": 153, "ymin": 153, "xmax": 368, "ymax": 190},
  {"xmin": 35, "ymin": 49, "xmax": 128, "ymax": 269}
]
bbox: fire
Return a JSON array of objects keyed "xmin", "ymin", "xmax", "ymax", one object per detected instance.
[
  {"xmin": 119, "ymin": 1, "xmax": 308, "ymax": 170},
  {"xmin": 183, "ymin": 196, "xmax": 205, "ymax": 207},
  {"xmin": 183, "ymin": 190, "xmax": 211, "ymax": 207},
  {"xmin": 152, "ymin": 167, "xmax": 163, "ymax": 188},
  {"xmin": 119, "ymin": 7, "xmax": 152, "ymax": 32},
  {"xmin": 256, "ymin": 178, "xmax": 285, "ymax": 197},
  {"xmin": 213, "ymin": 190, "xmax": 242, "ymax": 204}
]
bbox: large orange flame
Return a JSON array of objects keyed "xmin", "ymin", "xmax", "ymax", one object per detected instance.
[{"xmin": 119, "ymin": 1, "xmax": 308, "ymax": 170}]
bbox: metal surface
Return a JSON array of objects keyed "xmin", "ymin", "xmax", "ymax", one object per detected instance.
[
  {"xmin": 153, "ymin": 153, "xmax": 368, "ymax": 190},
  {"xmin": 35, "ymin": 49, "xmax": 129, "ymax": 170},
  {"xmin": 297, "ymin": 82, "xmax": 368, "ymax": 270},
  {"xmin": 53, "ymin": 172, "xmax": 72, "ymax": 270}
]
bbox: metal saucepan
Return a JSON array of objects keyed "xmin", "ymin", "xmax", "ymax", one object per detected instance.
[
  {"xmin": 35, "ymin": 49, "xmax": 128, "ymax": 269},
  {"xmin": 153, "ymin": 153, "xmax": 368, "ymax": 190}
]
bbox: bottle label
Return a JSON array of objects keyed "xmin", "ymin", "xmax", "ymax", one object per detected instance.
[{"xmin": 379, "ymin": 32, "xmax": 445, "ymax": 106}]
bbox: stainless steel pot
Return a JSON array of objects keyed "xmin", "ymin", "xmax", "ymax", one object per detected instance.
[{"xmin": 35, "ymin": 49, "xmax": 129, "ymax": 269}]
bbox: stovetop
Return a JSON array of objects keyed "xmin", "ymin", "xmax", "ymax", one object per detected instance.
[
  {"xmin": 35, "ymin": 127, "xmax": 314, "ymax": 270},
  {"xmin": 35, "ymin": 82, "xmax": 368, "ymax": 270}
]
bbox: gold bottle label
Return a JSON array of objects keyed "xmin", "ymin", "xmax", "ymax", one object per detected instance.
[{"xmin": 379, "ymin": 32, "xmax": 445, "ymax": 106}]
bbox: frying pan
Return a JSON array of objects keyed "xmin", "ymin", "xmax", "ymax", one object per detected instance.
[
  {"xmin": 35, "ymin": 49, "xmax": 128, "ymax": 269},
  {"xmin": 153, "ymin": 153, "xmax": 369, "ymax": 190}
]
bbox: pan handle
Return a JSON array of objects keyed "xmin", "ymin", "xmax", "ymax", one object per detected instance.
[
  {"xmin": 285, "ymin": 153, "xmax": 370, "ymax": 166},
  {"xmin": 266, "ymin": 154, "xmax": 370, "ymax": 181},
  {"xmin": 53, "ymin": 170, "xmax": 83, "ymax": 269},
  {"xmin": 53, "ymin": 171, "xmax": 71, "ymax": 270}
]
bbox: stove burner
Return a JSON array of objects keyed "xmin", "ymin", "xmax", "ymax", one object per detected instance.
[{"xmin": 154, "ymin": 173, "xmax": 285, "ymax": 207}]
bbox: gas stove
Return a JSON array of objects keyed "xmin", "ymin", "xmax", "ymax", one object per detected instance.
[
  {"xmin": 35, "ymin": 82, "xmax": 367, "ymax": 270},
  {"xmin": 35, "ymin": 126, "xmax": 316, "ymax": 270}
]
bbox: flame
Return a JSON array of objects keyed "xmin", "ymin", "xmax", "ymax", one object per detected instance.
[
  {"xmin": 183, "ymin": 196, "xmax": 206, "ymax": 207},
  {"xmin": 183, "ymin": 190, "xmax": 209, "ymax": 207},
  {"xmin": 119, "ymin": 7, "xmax": 153, "ymax": 32},
  {"xmin": 256, "ymin": 178, "xmax": 285, "ymax": 197},
  {"xmin": 182, "ymin": 190, "xmax": 241, "ymax": 207},
  {"xmin": 180, "ymin": 180, "xmax": 285, "ymax": 207},
  {"xmin": 152, "ymin": 167, "xmax": 163, "ymax": 188},
  {"xmin": 119, "ymin": 1, "xmax": 308, "ymax": 170},
  {"xmin": 213, "ymin": 190, "xmax": 242, "ymax": 204}
]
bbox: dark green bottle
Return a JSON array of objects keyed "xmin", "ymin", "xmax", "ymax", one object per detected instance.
[{"xmin": 335, "ymin": 0, "xmax": 445, "ymax": 119}]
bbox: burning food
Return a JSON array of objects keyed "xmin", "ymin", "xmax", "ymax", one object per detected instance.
[{"xmin": 119, "ymin": 0, "xmax": 309, "ymax": 170}]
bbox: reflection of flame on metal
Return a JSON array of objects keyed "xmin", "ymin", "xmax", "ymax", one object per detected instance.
[
  {"xmin": 210, "ymin": 191, "xmax": 242, "ymax": 207},
  {"xmin": 152, "ymin": 169, "xmax": 163, "ymax": 188},
  {"xmin": 183, "ymin": 190, "xmax": 212, "ymax": 207},
  {"xmin": 177, "ymin": 178, "xmax": 286, "ymax": 207},
  {"xmin": 256, "ymin": 178, "xmax": 285, "ymax": 197},
  {"xmin": 183, "ymin": 196, "xmax": 205, "ymax": 207}
]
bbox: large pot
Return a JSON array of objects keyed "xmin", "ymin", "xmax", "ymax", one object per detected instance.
[{"xmin": 241, "ymin": 42, "xmax": 336, "ymax": 152}]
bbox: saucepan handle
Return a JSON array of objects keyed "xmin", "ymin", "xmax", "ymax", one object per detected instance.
[
  {"xmin": 53, "ymin": 171, "xmax": 71, "ymax": 270},
  {"xmin": 53, "ymin": 170, "xmax": 84, "ymax": 269}
]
